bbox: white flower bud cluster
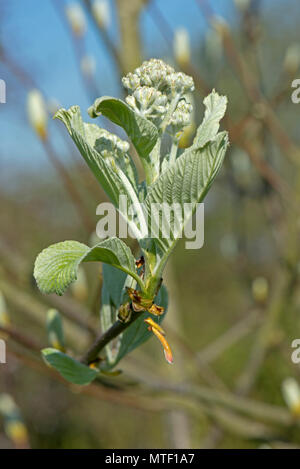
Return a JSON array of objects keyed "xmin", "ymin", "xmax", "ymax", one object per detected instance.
[
  {"xmin": 169, "ymin": 99, "xmax": 193, "ymax": 134},
  {"xmin": 126, "ymin": 86, "xmax": 168, "ymax": 120},
  {"xmin": 95, "ymin": 128, "xmax": 130, "ymax": 157},
  {"xmin": 122, "ymin": 59, "xmax": 175, "ymax": 93},
  {"xmin": 122, "ymin": 59, "xmax": 194, "ymax": 131},
  {"xmin": 166, "ymin": 72, "xmax": 194, "ymax": 96}
]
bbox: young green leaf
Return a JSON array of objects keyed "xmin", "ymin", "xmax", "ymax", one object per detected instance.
[
  {"xmin": 34, "ymin": 238, "xmax": 142, "ymax": 296},
  {"xmin": 54, "ymin": 106, "xmax": 146, "ymax": 238},
  {"xmin": 42, "ymin": 348, "xmax": 99, "ymax": 385},
  {"xmin": 193, "ymin": 90, "xmax": 227, "ymax": 148},
  {"xmin": 143, "ymin": 132, "xmax": 229, "ymax": 275},
  {"xmin": 88, "ymin": 96, "xmax": 160, "ymax": 184},
  {"xmin": 34, "ymin": 241, "xmax": 88, "ymax": 296},
  {"xmin": 101, "ymin": 263, "xmax": 127, "ymax": 308},
  {"xmin": 46, "ymin": 309, "xmax": 65, "ymax": 351},
  {"xmin": 54, "ymin": 106, "xmax": 128, "ymax": 205},
  {"xmin": 88, "ymin": 96, "xmax": 159, "ymax": 160}
]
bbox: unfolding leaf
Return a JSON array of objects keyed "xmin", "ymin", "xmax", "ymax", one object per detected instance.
[
  {"xmin": 88, "ymin": 96, "xmax": 159, "ymax": 160},
  {"xmin": 34, "ymin": 238, "xmax": 139, "ymax": 296},
  {"xmin": 193, "ymin": 90, "xmax": 227, "ymax": 149},
  {"xmin": 42, "ymin": 348, "xmax": 98, "ymax": 385},
  {"xmin": 34, "ymin": 241, "xmax": 88, "ymax": 296},
  {"xmin": 54, "ymin": 106, "xmax": 145, "ymax": 237},
  {"xmin": 143, "ymin": 132, "xmax": 229, "ymax": 272}
]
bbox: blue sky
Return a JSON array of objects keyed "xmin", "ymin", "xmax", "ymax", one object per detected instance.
[{"xmin": 0, "ymin": 0, "xmax": 284, "ymax": 182}]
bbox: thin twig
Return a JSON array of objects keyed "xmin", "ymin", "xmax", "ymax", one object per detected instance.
[
  {"xmin": 82, "ymin": 0, "xmax": 123, "ymax": 75},
  {"xmin": 0, "ymin": 326, "xmax": 43, "ymax": 352},
  {"xmin": 197, "ymin": 309, "xmax": 261, "ymax": 364},
  {"xmin": 52, "ymin": 0, "xmax": 102, "ymax": 102},
  {"xmin": 81, "ymin": 310, "xmax": 144, "ymax": 364},
  {"xmin": 6, "ymin": 350, "xmax": 164, "ymax": 413}
]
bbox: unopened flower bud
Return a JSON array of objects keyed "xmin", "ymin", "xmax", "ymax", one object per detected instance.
[
  {"xmin": 66, "ymin": 3, "xmax": 86, "ymax": 37},
  {"xmin": 125, "ymin": 95, "xmax": 136, "ymax": 109},
  {"xmin": 94, "ymin": 128, "xmax": 129, "ymax": 156},
  {"xmin": 0, "ymin": 394, "xmax": 18, "ymax": 416},
  {"xmin": 126, "ymin": 86, "xmax": 168, "ymax": 123},
  {"xmin": 5, "ymin": 420, "xmax": 29, "ymax": 447},
  {"xmin": 134, "ymin": 86, "xmax": 158, "ymax": 109},
  {"xmin": 282, "ymin": 378, "xmax": 300, "ymax": 417},
  {"xmin": 122, "ymin": 59, "xmax": 194, "ymax": 128},
  {"xmin": 0, "ymin": 394, "xmax": 29, "ymax": 448},
  {"xmin": 138, "ymin": 87, "xmax": 167, "ymax": 111},
  {"xmin": 92, "ymin": 0, "xmax": 110, "ymax": 30},
  {"xmin": 27, "ymin": 90, "xmax": 48, "ymax": 140},
  {"xmin": 252, "ymin": 276, "xmax": 269, "ymax": 304},
  {"xmin": 122, "ymin": 72, "xmax": 141, "ymax": 92},
  {"xmin": 170, "ymin": 100, "xmax": 192, "ymax": 126},
  {"xmin": 0, "ymin": 291, "xmax": 10, "ymax": 327},
  {"xmin": 174, "ymin": 28, "xmax": 190, "ymax": 66},
  {"xmin": 80, "ymin": 55, "xmax": 96, "ymax": 78},
  {"xmin": 134, "ymin": 59, "xmax": 175, "ymax": 91},
  {"xmin": 118, "ymin": 302, "xmax": 132, "ymax": 323},
  {"xmin": 166, "ymin": 72, "xmax": 194, "ymax": 95},
  {"xmin": 284, "ymin": 44, "xmax": 300, "ymax": 74}
]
